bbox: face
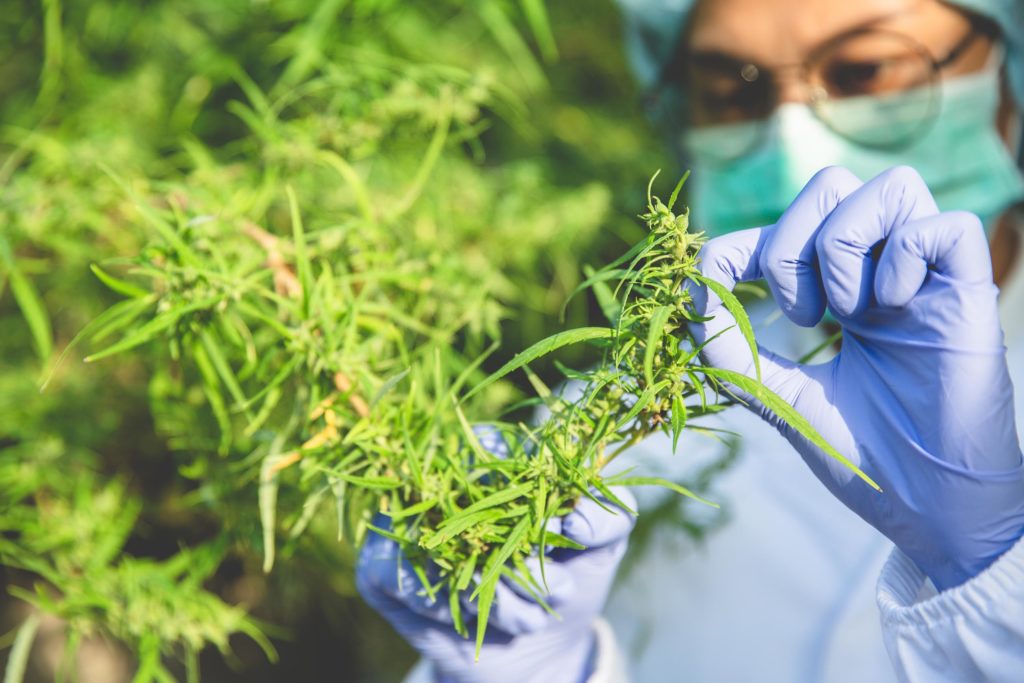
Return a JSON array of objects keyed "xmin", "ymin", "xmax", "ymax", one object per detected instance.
[{"xmin": 681, "ymin": 0, "xmax": 996, "ymax": 127}]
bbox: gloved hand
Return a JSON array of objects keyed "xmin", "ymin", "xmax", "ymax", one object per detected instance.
[
  {"xmin": 692, "ymin": 165, "xmax": 1024, "ymax": 591},
  {"xmin": 357, "ymin": 463, "xmax": 635, "ymax": 683}
]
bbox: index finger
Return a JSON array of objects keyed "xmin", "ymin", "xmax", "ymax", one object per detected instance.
[{"xmin": 760, "ymin": 166, "xmax": 863, "ymax": 327}]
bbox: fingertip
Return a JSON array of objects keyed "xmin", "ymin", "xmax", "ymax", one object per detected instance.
[
  {"xmin": 698, "ymin": 229, "xmax": 767, "ymax": 281},
  {"xmin": 814, "ymin": 229, "xmax": 869, "ymax": 318},
  {"xmin": 877, "ymin": 165, "xmax": 936, "ymax": 211},
  {"xmin": 803, "ymin": 165, "xmax": 863, "ymax": 201},
  {"xmin": 785, "ymin": 300, "xmax": 827, "ymax": 327},
  {"xmin": 759, "ymin": 244, "xmax": 827, "ymax": 327},
  {"xmin": 874, "ymin": 230, "xmax": 926, "ymax": 308},
  {"xmin": 761, "ymin": 166, "xmax": 860, "ymax": 326}
]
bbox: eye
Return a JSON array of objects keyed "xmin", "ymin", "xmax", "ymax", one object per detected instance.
[
  {"xmin": 824, "ymin": 60, "xmax": 888, "ymax": 95},
  {"xmin": 821, "ymin": 51, "xmax": 927, "ymax": 98}
]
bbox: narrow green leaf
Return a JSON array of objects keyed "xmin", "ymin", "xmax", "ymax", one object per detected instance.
[
  {"xmin": 587, "ymin": 265, "xmax": 623, "ymax": 326},
  {"xmin": 259, "ymin": 454, "xmax": 281, "ymax": 573},
  {"xmin": 613, "ymin": 380, "xmax": 668, "ymax": 432},
  {"xmin": 199, "ymin": 329, "xmax": 250, "ymax": 416},
  {"xmin": 318, "ymin": 151, "xmax": 376, "ymax": 226},
  {"xmin": 686, "ymin": 368, "xmax": 708, "ymax": 409},
  {"xmin": 371, "ymin": 368, "xmax": 410, "ymax": 409},
  {"xmin": 3, "ymin": 613, "xmax": 40, "ymax": 683},
  {"xmin": 389, "ymin": 87, "xmax": 452, "ymax": 219},
  {"xmin": 192, "ymin": 339, "xmax": 232, "ymax": 455},
  {"xmin": 451, "ymin": 341, "xmax": 500, "ymax": 396},
  {"xmin": 440, "ymin": 483, "xmax": 532, "ymax": 531},
  {"xmin": 478, "ymin": 3, "xmax": 546, "ymax": 92},
  {"xmin": 387, "ymin": 498, "xmax": 437, "ymax": 520},
  {"xmin": 519, "ymin": 0, "xmax": 558, "ymax": 62},
  {"xmin": 238, "ymin": 355, "xmax": 301, "ymax": 412},
  {"xmin": 288, "ymin": 486, "xmax": 327, "ymax": 540},
  {"xmin": 465, "ymin": 327, "xmax": 615, "ymax": 399},
  {"xmin": 244, "ymin": 386, "xmax": 282, "ymax": 437},
  {"xmin": 451, "ymin": 400, "xmax": 494, "ymax": 468},
  {"xmin": 561, "ymin": 267, "xmax": 628, "ymax": 322},
  {"xmin": 693, "ymin": 273, "xmax": 761, "ymax": 381},
  {"xmin": 98, "ymin": 163, "xmax": 202, "ymax": 268},
  {"xmin": 667, "ymin": 170, "xmax": 691, "ymax": 211},
  {"xmin": 450, "ymin": 582, "xmax": 467, "ymax": 638},
  {"xmin": 602, "ymin": 236, "xmax": 651, "ymax": 274},
  {"xmin": 671, "ymin": 394, "xmax": 687, "ymax": 452},
  {"xmin": 8, "ymin": 267, "xmax": 52, "ymax": 362},
  {"xmin": 472, "ymin": 516, "xmax": 531, "ymax": 599},
  {"xmin": 330, "ymin": 477, "xmax": 347, "ymax": 542},
  {"xmin": 84, "ymin": 295, "xmax": 220, "ymax": 362},
  {"xmin": 643, "ymin": 305, "xmax": 673, "ymax": 387},
  {"xmin": 501, "ymin": 566, "xmax": 557, "ymax": 618},
  {"xmin": 610, "ymin": 476, "xmax": 718, "ymax": 507},
  {"xmin": 542, "ymin": 530, "xmax": 585, "ymax": 550},
  {"xmin": 473, "ymin": 573, "xmax": 498, "ymax": 661},
  {"xmin": 286, "ymin": 185, "xmax": 312, "ymax": 315},
  {"xmin": 797, "ymin": 328, "xmax": 843, "ymax": 364},
  {"xmin": 523, "ymin": 366, "xmax": 553, "ymax": 402},
  {"xmin": 455, "ymin": 552, "xmax": 479, "ymax": 592},
  {"xmin": 333, "ymin": 472, "xmax": 402, "ymax": 490},
  {"xmin": 646, "ymin": 169, "xmax": 661, "ymax": 212},
  {"xmin": 364, "ymin": 523, "xmax": 406, "ymax": 544},
  {"xmin": 422, "ymin": 508, "xmax": 505, "ymax": 550},
  {"xmin": 589, "ymin": 479, "xmax": 637, "ymax": 515},
  {"xmin": 702, "ymin": 367, "xmax": 881, "ymax": 491},
  {"xmin": 90, "ymin": 263, "xmax": 148, "ymax": 298}
]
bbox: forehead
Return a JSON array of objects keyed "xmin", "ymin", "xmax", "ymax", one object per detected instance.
[{"xmin": 687, "ymin": 0, "xmax": 969, "ymax": 62}]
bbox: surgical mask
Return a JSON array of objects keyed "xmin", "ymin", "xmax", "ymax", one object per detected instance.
[{"xmin": 681, "ymin": 63, "xmax": 1024, "ymax": 236}]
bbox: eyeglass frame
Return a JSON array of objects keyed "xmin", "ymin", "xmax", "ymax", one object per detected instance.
[{"xmin": 650, "ymin": 14, "xmax": 1001, "ymax": 152}]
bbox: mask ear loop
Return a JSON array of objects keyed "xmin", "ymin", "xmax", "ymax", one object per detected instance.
[
  {"xmin": 985, "ymin": 41, "xmax": 1024, "ymax": 230},
  {"xmin": 992, "ymin": 46, "xmax": 1024, "ymax": 222}
]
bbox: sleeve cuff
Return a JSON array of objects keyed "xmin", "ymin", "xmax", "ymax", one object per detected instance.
[
  {"xmin": 877, "ymin": 533, "xmax": 1024, "ymax": 681},
  {"xmin": 877, "ymin": 533, "xmax": 1024, "ymax": 628},
  {"xmin": 589, "ymin": 617, "xmax": 631, "ymax": 683}
]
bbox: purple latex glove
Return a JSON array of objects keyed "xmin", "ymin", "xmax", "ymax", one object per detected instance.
[
  {"xmin": 692, "ymin": 165, "xmax": 1024, "ymax": 591},
  {"xmin": 356, "ymin": 454, "xmax": 635, "ymax": 683}
]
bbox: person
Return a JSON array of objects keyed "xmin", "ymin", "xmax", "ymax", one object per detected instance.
[{"xmin": 356, "ymin": 0, "xmax": 1024, "ymax": 681}]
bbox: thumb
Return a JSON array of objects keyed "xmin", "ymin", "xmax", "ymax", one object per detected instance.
[{"xmin": 690, "ymin": 228, "xmax": 808, "ymax": 406}]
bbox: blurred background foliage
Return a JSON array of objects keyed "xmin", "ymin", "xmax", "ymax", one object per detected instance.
[{"xmin": 0, "ymin": 0, "xmax": 692, "ymax": 680}]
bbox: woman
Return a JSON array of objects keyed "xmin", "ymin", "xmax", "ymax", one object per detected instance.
[{"xmin": 358, "ymin": 1, "xmax": 1024, "ymax": 680}]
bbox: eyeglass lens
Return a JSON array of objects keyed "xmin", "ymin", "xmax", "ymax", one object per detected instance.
[{"xmin": 683, "ymin": 28, "xmax": 941, "ymax": 149}]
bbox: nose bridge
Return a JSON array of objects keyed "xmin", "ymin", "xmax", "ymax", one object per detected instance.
[{"xmin": 773, "ymin": 62, "xmax": 810, "ymax": 105}]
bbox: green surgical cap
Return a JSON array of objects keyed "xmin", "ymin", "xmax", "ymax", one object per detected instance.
[{"xmin": 616, "ymin": 0, "xmax": 1024, "ymax": 113}]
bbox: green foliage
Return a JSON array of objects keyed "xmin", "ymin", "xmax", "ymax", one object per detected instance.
[
  {"xmin": 0, "ymin": 454, "xmax": 273, "ymax": 682},
  {"xmin": 0, "ymin": 0, "xmax": 865, "ymax": 673},
  {"xmin": 2, "ymin": 0, "xmax": 671, "ymax": 679},
  {"xmin": 0, "ymin": 0, "xmax": 864, "ymax": 671}
]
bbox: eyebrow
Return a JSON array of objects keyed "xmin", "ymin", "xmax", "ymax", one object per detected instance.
[{"xmin": 669, "ymin": 6, "xmax": 919, "ymax": 79}]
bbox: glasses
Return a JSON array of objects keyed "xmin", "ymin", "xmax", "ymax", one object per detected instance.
[{"xmin": 667, "ymin": 22, "xmax": 993, "ymax": 156}]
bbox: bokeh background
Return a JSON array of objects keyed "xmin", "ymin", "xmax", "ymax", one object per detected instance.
[{"xmin": 0, "ymin": 2, "xmax": 716, "ymax": 680}]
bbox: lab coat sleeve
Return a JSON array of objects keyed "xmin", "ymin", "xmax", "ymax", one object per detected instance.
[
  {"xmin": 400, "ymin": 618, "xmax": 632, "ymax": 683},
  {"xmin": 876, "ymin": 533, "xmax": 1024, "ymax": 682}
]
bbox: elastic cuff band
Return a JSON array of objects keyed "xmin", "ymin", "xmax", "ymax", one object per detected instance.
[{"xmin": 878, "ymin": 533, "xmax": 1024, "ymax": 629}]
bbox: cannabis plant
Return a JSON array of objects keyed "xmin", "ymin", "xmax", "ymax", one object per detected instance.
[
  {"xmin": 2, "ymin": 2, "xmax": 664, "ymax": 679},
  {"xmin": 74, "ymin": 169, "xmax": 876, "ymax": 661},
  {"xmin": 0, "ymin": 1, "xmax": 870, "ymax": 680}
]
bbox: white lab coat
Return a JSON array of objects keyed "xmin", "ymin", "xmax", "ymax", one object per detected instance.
[{"xmin": 403, "ymin": 240, "xmax": 1024, "ymax": 683}]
